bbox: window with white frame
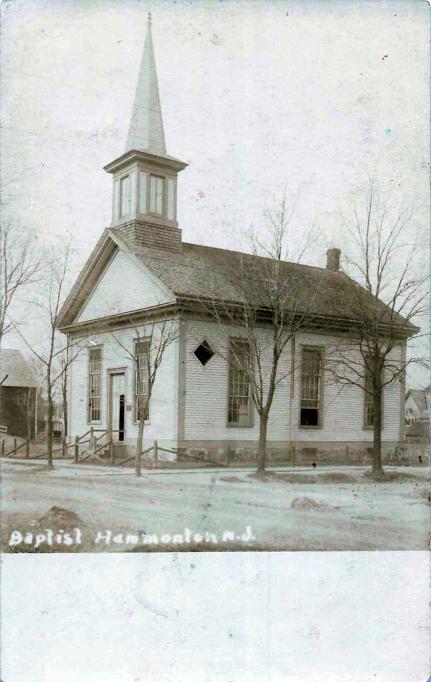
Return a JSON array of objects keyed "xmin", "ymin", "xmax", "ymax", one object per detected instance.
[
  {"xmin": 139, "ymin": 171, "xmax": 148, "ymax": 213},
  {"xmin": 88, "ymin": 347, "xmax": 102, "ymax": 422},
  {"xmin": 120, "ymin": 175, "xmax": 131, "ymax": 217},
  {"xmin": 364, "ymin": 365, "xmax": 374, "ymax": 427},
  {"xmin": 167, "ymin": 177, "xmax": 175, "ymax": 220},
  {"xmin": 300, "ymin": 347, "xmax": 322, "ymax": 427},
  {"xmin": 135, "ymin": 339, "xmax": 150, "ymax": 422},
  {"xmin": 149, "ymin": 175, "xmax": 164, "ymax": 215},
  {"xmin": 228, "ymin": 339, "xmax": 251, "ymax": 426}
]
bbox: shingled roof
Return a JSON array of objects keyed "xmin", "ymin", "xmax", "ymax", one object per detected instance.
[
  {"xmin": 111, "ymin": 229, "xmax": 415, "ymax": 333},
  {"xmin": 57, "ymin": 226, "xmax": 416, "ymax": 337}
]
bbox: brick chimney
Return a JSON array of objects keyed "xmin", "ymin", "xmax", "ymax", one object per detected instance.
[{"xmin": 326, "ymin": 248, "xmax": 341, "ymax": 272}]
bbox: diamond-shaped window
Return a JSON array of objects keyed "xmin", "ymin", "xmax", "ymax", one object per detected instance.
[{"xmin": 194, "ymin": 340, "xmax": 214, "ymax": 367}]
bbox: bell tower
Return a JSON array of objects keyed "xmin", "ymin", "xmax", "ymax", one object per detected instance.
[{"xmin": 104, "ymin": 13, "xmax": 188, "ymax": 251}]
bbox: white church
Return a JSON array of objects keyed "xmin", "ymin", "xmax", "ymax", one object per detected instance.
[{"xmin": 58, "ymin": 15, "xmax": 412, "ymax": 465}]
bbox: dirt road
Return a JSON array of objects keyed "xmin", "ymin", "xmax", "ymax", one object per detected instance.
[{"xmin": 1, "ymin": 460, "xmax": 429, "ymax": 551}]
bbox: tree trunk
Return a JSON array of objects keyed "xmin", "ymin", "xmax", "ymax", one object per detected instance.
[
  {"xmin": 135, "ymin": 415, "xmax": 145, "ymax": 477},
  {"xmin": 46, "ymin": 392, "xmax": 54, "ymax": 468},
  {"xmin": 62, "ymin": 376, "xmax": 68, "ymax": 438},
  {"xmin": 256, "ymin": 412, "xmax": 269, "ymax": 475},
  {"xmin": 372, "ymin": 387, "xmax": 384, "ymax": 478},
  {"xmin": 26, "ymin": 387, "xmax": 32, "ymax": 440},
  {"xmin": 0, "ymin": 313, "xmax": 4, "ymax": 350},
  {"xmin": 34, "ymin": 389, "xmax": 38, "ymax": 438}
]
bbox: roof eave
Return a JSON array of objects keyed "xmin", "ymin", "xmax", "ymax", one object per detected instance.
[
  {"xmin": 58, "ymin": 301, "xmax": 180, "ymax": 334},
  {"xmin": 104, "ymin": 149, "xmax": 188, "ymax": 174},
  {"xmin": 174, "ymin": 294, "xmax": 419, "ymax": 338}
]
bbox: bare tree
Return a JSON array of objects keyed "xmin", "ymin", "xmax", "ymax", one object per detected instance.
[
  {"xmin": 59, "ymin": 349, "xmax": 68, "ymax": 438},
  {"xmin": 16, "ymin": 243, "xmax": 85, "ymax": 466},
  {"xmin": 325, "ymin": 179, "xmax": 428, "ymax": 478},
  {"xmin": 110, "ymin": 316, "xmax": 178, "ymax": 475},
  {"xmin": 200, "ymin": 191, "xmax": 321, "ymax": 475},
  {"xmin": 0, "ymin": 222, "xmax": 45, "ymax": 347}
]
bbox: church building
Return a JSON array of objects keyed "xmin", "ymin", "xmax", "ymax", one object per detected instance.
[{"xmin": 58, "ymin": 15, "xmax": 412, "ymax": 465}]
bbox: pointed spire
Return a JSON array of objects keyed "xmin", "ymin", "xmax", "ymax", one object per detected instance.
[{"xmin": 125, "ymin": 12, "xmax": 166, "ymax": 155}]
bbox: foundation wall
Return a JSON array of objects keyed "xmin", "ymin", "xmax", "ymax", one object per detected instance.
[
  {"xmin": 92, "ymin": 438, "xmax": 427, "ymax": 467},
  {"xmin": 175, "ymin": 439, "xmax": 416, "ymax": 466}
]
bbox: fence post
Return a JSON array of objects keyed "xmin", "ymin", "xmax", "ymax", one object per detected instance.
[
  {"xmin": 62, "ymin": 437, "xmax": 66, "ymax": 458},
  {"xmin": 74, "ymin": 435, "xmax": 79, "ymax": 463},
  {"xmin": 135, "ymin": 449, "xmax": 142, "ymax": 477},
  {"xmin": 90, "ymin": 427, "xmax": 94, "ymax": 452},
  {"xmin": 13, "ymin": 437, "xmax": 17, "ymax": 454},
  {"xmin": 2, "ymin": 439, "xmax": 5, "ymax": 457},
  {"xmin": 154, "ymin": 439, "xmax": 158, "ymax": 465},
  {"xmin": 226, "ymin": 445, "xmax": 231, "ymax": 467},
  {"xmin": 109, "ymin": 438, "xmax": 114, "ymax": 465},
  {"xmin": 26, "ymin": 439, "xmax": 30, "ymax": 458}
]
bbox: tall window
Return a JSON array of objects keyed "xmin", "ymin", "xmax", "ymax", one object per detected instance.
[
  {"xmin": 120, "ymin": 175, "xmax": 130, "ymax": 217},
  {"xmin": 228, "ymin": 340, "xmax": 251, "ymax": 426},
  {"xmin": 364, "ymin": 364, "xmax": 374, "ymax": 427},
  {"xmin": 150, "ymin": 175, "xmax": 164, "ymax": 215},
  {"xmin": 135, "ymin": 339, "xmax": 150, "ymax": 422},
  {"xmin": 139, "ymin": 171, "xmax": 148, "ymax": 213},
  {"xmin": 300, "ymin": 348, "xmax": 322, "ymax": 427},
  {"xmin": 167, "ymin": 177, "xmax": 175, "ymax": 220},
  {"xmin": 88, "ymin": 347, "xmax": 102, "ymax": 422}
]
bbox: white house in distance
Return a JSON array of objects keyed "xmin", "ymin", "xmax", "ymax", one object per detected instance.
[
  {"xmin": 405, "ymin": 387, "xmax": 430, "ymax": 444},
  {"xmin": 58, "ymin": 15, "xmax": 414, "ymax": 465},
  {"xmin": 405, "ymin": 386, "xmax": 430, "ymax": 424}
]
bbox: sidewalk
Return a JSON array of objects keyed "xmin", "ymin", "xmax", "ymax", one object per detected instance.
[
  {"xmin": 0, "ymin": 457, "xmax": 360, "ymax": 476},
  {"xmin": 3, "ymin": 457, "xmax": 425, "ymax": 478}
]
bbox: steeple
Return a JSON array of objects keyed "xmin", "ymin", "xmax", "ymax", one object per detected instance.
[
  {"xmin": 104, "ymin": 13, "xmax": 188, "ymax": 252},
  {"xmin": 125, "ymin": 12, "xmax": 166, "ymax": 155}
]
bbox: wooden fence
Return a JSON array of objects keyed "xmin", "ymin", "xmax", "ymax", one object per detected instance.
[
  {"xmin": 1, "ymin": 436, "xmax": 76, "ymax": 460},
  {"xmin": 1, "ymin": 430, "xmax": 227, "ymax": 474},
  {"xmin": 3, "ymin": 431, "xmax": 426, "ymax": 475}
]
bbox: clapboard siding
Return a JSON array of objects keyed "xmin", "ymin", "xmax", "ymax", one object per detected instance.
[
  {"xmin": 76, "ymin": 249, "xmax": 173, "ymax": 323},
  {"xmin": 68, "ymin": 323, "xmax": 179, "ymax": 448},
  {"xmin": 68, "ymin": 318, "xmax": 403, "ymax": 450},
  {"xmin": 183, "ymin": 321, "xmax": 403, "ymax": 443},
  {"xmin": 292, "ymin": 332, "xmax": 402, "ymax": 443},
  {"xmin": 183, "ymin": 320, "xmax": 290, "ymax": 443}
]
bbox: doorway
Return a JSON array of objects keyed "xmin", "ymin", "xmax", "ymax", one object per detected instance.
[{"xmin": 109, "ymin": 372, "xmax": 125, "ymax": 442}]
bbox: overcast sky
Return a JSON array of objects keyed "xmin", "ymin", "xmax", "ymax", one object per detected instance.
[{"xmin": 1, "ymin": 0, "xmax": 429, "ymax": 384}]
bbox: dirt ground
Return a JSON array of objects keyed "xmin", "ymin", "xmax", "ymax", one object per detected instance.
[{"xmin": 1, "ymin": 459, "xmax": 429, "ymax": 552}]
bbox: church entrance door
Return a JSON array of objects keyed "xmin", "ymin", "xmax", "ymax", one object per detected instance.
[{"xmin": 109, "ymin": 372, "xmax": 125, "ymax": 442}]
